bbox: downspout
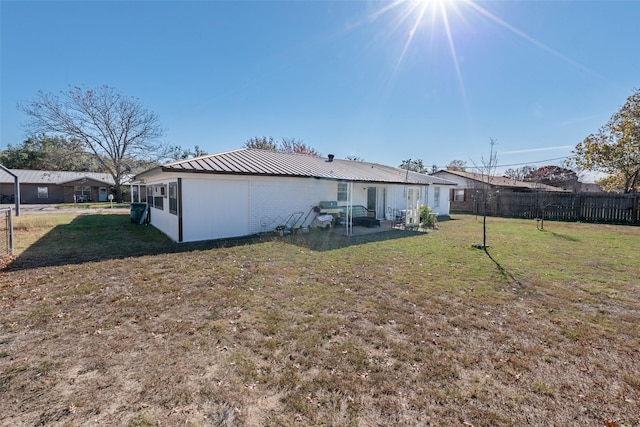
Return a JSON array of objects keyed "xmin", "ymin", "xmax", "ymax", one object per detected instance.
[{"xmin": 0, "ymin": 165, "xmax": 20, "ymax": 216}]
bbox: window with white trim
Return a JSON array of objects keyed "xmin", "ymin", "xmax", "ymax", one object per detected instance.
[
  {"xmin": 169, "ymin": 182, "xmax": 178, "ymax": 215},
  {"xmin": 433, "ymin": 187, "xmax": 440, "ymax": 207},
  {"xmin": 337, "ymin": 182, "xmax": 348, "ymax": 201},
  {"xmin": 153, "ymin": 184, "xmax": 165, "ymax": 210},
  {"xmin": 454, "ymin": 189, "xmax": 466, "ymax": 202}
]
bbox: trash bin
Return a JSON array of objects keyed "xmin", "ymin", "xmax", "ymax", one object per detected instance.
[{"xmin": 130, "ymin": 202, "xmax": 147, "ymax": 223}]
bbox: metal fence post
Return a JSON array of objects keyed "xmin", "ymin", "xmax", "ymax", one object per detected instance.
[{"xmin": 7, "ymin": 208, "xmax": 13, "ymax": 254}]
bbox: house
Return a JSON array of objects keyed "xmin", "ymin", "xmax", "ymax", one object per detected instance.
[
  {"xmin": 134, "ymin": 149, "xmax": 458, "ymax": 242},
  {"xmin": 576, "ymin": 182, "xmax": 606, "ymax": 193},
  {"xmin": 0, "ymin": 169, "xmax": 116, "ymax": 204},
  {"xmin": 431, "ymin": 169, "xmax": 567, "ymax": 213}
]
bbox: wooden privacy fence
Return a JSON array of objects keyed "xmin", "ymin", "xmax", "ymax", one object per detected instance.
[{"xmin": 471, "ymin": 193, "xmax": 640, "ymax": 225}]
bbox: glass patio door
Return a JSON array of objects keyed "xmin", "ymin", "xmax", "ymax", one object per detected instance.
[{"xmin": 405, "ymin": 187, "xmax": 420, "ymax": 226}]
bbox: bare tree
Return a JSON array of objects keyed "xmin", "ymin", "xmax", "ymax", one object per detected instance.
[
  {"xmin": 279, "ymin": 137, "xmax": 321, "ymax": 157},
  {"xmin": 533, "ymin": 182, "xmax": 556, "ymax": 230},
  {"xmin": 244, "ymin": 136, "xmax": 278, "ymax": 151},
  {"xmin": 19, "ymin": 85, "xmax": 164, "ymax": 202},
  {"xmin": 446, "ymin": 159, "xmax": 467, "ymax": 171},
  {"xmin": 471, "ymin": 139, "xmax": 498, "ymax": 249},
  {"xmin": 399, "ymin": 159, "xmax": 427, "ymax": 173},
  {"xmin": 168, "ymin": 145, "xmax": 208, "ymax": 161},
  {"xmin": 243, "ymin": 136, "xmax": 320, "ymax": 157},
  {"xmin": 345, "ymin": 155, "xmax": 364, "ymax": 162},
  {"xmin": 504, "ymin": 165, "xmax": 535, "ymax": 181}
]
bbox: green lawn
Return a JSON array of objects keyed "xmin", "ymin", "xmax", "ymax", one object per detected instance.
[{"xmin": 1, "ymin": 213, "xmax": 639, "ymax": 426}]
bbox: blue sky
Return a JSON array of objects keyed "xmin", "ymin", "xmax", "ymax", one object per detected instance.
[{"xmin": 1, "ymin": 0, "xmax": 638, "ymax": 179}]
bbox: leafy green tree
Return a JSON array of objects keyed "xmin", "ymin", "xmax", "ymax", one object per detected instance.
[
  {"xmin": 572, "ymin": 88, "xmax": 640, "ymax": 193},
  {"xmin": 19, "ymin": 85, "xmax": 164, "ymax": 201},
  {"xmin": 399, "ymin": 159, "xmax": 427, "ymax": 173},
  {"xmin": 0, "ymin": 139, "xmax": 45, "ymax": 169},
  {"xmin": 0, "ymin": 135, "xmax": 100, "ymax": 171}
]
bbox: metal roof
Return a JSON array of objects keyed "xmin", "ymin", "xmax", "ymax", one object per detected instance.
[
  {"xmin": 432, "ymin": 169, "xmax": 568, "ymax": 192},
  {"xmin": 138, "ymin": 149, "xmax": 457, "ymax": 186},
  {"xmin": 0, "ymin": 169, "xmax": 117, "ymax": 185}
]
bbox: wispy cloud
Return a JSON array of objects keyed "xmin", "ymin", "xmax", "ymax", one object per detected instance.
[{"xmin": 500, "ymin": 145, "xmax": 574, "ymax": 155}]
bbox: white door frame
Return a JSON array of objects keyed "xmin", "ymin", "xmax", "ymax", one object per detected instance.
[{"xmin": 405, "ymin": 186, "xmax": 420, "ymax": 226}]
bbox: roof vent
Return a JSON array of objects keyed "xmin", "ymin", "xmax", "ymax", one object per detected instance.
[{"xmin": 327, "ymin": 154, "xmax": 335, "ymax": 162}]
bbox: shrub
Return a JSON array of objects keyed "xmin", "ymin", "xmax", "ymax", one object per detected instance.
[{"xmin": 419, "ymin": 205, "xmax": 438, "ymax": 229}]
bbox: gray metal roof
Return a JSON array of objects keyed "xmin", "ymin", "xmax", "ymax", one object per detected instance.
[
  {"xmin": 0, "ymin": 169, "xmax": 116, "ymax": 185},
  {"xmin": 432, "ymin": 169, "xmax": 568, "ymax": 192},
  {"xmin": 139, "ymin": 149, "xmax": 457, "ymax": 186}
]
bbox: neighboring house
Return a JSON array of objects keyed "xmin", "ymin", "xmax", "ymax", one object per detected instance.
[
  {"xmin": 431, "ymin": 169, "xmax": 567, "ymax": 212},
  {"xmin": 0, "ymin": 169, "xmax": 116, "ymax": 204},
  {"xmin": 576, "ymin": 182, "xmax": 606, "ymax": 193},
  {"xmin": 134, "ymin": 149, "xmax": 458, "ymax": 243}
]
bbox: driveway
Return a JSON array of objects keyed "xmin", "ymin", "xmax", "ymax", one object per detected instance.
[{"xmin": 5, "ymin": 204, "xmax": 129, "ymax": 215}]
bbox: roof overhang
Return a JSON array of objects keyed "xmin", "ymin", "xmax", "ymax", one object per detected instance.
[
  {"xmin": 138, "ymin": 166, "xmax": 451, "ymax": 186},
  {"xmin": 57, "ymin": 177, "xmax": 113, "ymax": 187}
]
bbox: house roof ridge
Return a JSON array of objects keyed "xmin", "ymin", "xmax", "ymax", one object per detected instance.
[
  {"xmin": 143, "ymin": 148, "xmax": 459, "ymax": 186},
  {"xmin": 434, "ymin": 169, "xmax": 569, "ymax": 191},
  {"xmin": 0, "ymin": 168, "xmax": 118, "ymax": 185}
]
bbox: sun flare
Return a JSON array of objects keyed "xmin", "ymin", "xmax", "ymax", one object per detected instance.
[
  {"xmin": 384, "ymin": 0, "xmax": 467, "ymax": 96},
  {"xmin": 365, "ymin": 0, "xmax": 597, "ymax": 109}
]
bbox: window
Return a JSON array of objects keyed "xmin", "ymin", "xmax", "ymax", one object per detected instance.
[
  {"xmin": 337, "ymin": 182, "xmax": 348, "ymax": 201},
  {"xmin": 454, "ymin": 189, "xmax": 466, "ymax": 202},
  {"xmin": 433, "ymin": 187, "xmax": 440, "ymax": 208},
  {"xmin": 169, "ymin": 182, "xmax": 178, "ymax": 215},
  {"xmin": 154, "ymin": 196, "xmax": 164, "ymax": 210},
  {"xmin": 153, "ymin": 184, "xmax": 165, "ymax": 210},
  {"xmin": 147, "ymin": 185, "xmax": 154, "ymax": 207},
  {"xmin": 37, "ymin": 187, "xmax": 49, "ymax": 199},
  {"xmin": 74, "ymin": 186, "xmax": 91, "ymax": 202}
]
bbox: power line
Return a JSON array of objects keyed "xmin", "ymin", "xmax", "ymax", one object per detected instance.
[{"xmin": 466, "ymin": 156, "xmax": 572, "ymax": 169}]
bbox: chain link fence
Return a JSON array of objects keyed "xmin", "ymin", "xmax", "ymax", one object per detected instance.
[{"xmin": 0, "ymin": 208, "xmax": 13, "ymax": 256}]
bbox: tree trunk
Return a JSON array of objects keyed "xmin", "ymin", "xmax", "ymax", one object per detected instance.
[
  {"xmin": 115, "ymin": 185, "xmax": 123, "ymax": 203},
  {"xmin": 483, "ymin": 200, "xmax": 487, "ymax": 249}
]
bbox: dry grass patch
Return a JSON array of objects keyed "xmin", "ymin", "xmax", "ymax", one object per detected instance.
[{"xmin": 1, "ymin": 213, "xmax": 639, "ymax": 425}]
